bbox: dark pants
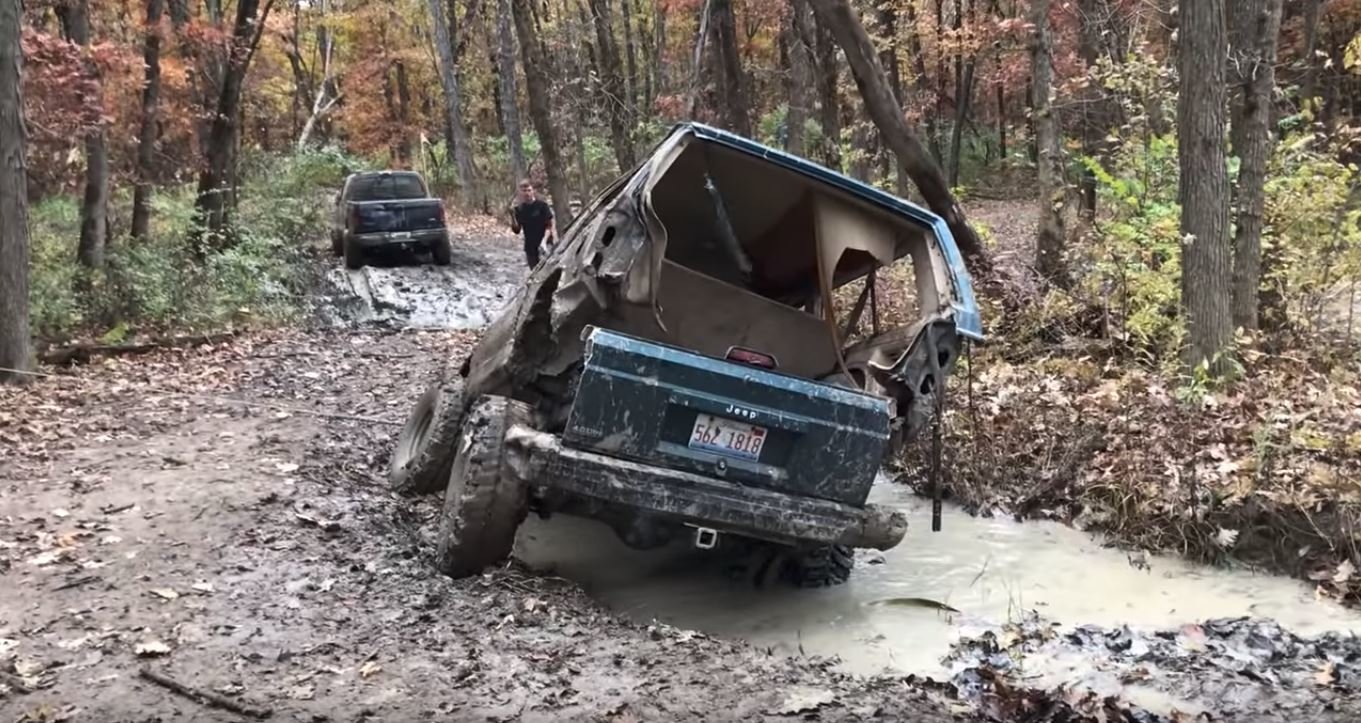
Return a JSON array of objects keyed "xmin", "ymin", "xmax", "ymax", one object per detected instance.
[{"xmin": 523, "ymin": 236, "xmax": 542, "ymax": 268}]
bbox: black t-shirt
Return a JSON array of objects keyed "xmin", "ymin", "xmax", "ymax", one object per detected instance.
[{"xmin": 513, "ymin": 199, "xmax": 553, "ymax": 245}]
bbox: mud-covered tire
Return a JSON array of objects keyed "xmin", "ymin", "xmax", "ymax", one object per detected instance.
[
  {"xmin": 330, "ymin": 230, "xmax": 343, "ymax": 256},
  {"xmin": 343, "ymin": 235, "xmax": 365, "ymax": 269},
  {"xmin": 435, "ymin": 396, "xmax": 534, "ymax": 578},
  {"xmin": 388, "ymin": 378, "xmax": 465, "ymax": 495},
  {"xmin": 431, "ymin": 235, "xmax": 452, "ymax": 266},
  {"xmin": 785, "ymin": 544, "xmax": 855, "ymax": 588}
]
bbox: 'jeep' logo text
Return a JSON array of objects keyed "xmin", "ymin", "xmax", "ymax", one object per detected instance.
[{"xmin": 725, "ymin": 405, "xmax": 757, "ymax": 420}]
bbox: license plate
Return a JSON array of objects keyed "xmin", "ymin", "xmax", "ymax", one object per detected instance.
[
  {"xmin": 688, "ymin": 413, "xmax": 767, "ymax": 461},
  {"xmin": 392, "ymin": 231, "xmax": 412, "ymax": 240}
]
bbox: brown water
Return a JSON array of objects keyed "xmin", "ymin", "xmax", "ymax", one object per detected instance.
[{"xmin": 516, "ymin": 479, "xmax": 1361, "ymax": 682}]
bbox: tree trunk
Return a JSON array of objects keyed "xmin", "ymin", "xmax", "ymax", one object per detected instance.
[
  {"xmin": 396, "ymin": 59, "xmax": 413, "ymax": 166},
  {"xmin": 874, "ymin": 2, "xmax": 911, "ymax": 197},
  {"xmin": 849, "ymin": 121, "xmax": 875, "ymax": 181},
  {"xmin": 806, "ymin": 0, "xmax": 990, "ymax": 274},
  {"xmin": 512, "ymin": 0, "xmax": 573, "ymax": 227},
  {"xmin": 589, "ymin": 0, "xmax": 636, "ymax": 172},
  {"xmin": 710, "ymin": 0, "xmax": 751, "ymax": 136},
  {"xmin": 903, "ymin": 0, "xmax": 942, "ymax": 164},
  {"xmin": 56, "ymin": 0, "xmax": 109, "ymax": 269},
  {"xmin": 1300, "ymin": 0, "xmax": 1322, "ymax": 108},
  {"xmin": 947, "ymin": 61, "xmax": 974, "ymax": 187},
  {"xmin": 494, "ymin": 0, "xmax": 527, "ymax": 185},
  {"xmin": 1025, "ymin": 77, "xmax": 1037, "ymax": 163},
  {"xmin": 0, "ymin": 0, "xmax": 30, "ymax": 382},
  {"xmin": 783, "ymin": 0, "xmax": 813, "ymax": 157},
  {"xmin": 621, "ymin": 0, "xmax": 640, "ymax": 116},
  {"xmin": 1076, "ymin": 0, "xmax": 1100, "ymax": 218},
  {"xmin": 132, "ymin": 0, "xmax": 166, "ymax": 242},
  {"xmin": 1031, "ymin": 0, "xmax": 1068, "ymax": 287},
  {"xmin": 296, "ymin": 0, "xmax": 338, "ymax": 151},
  {"xmin": 996, "ymin": 80, "xmax": 1006, "ymax": 162},
  {"xmin": 428, "ymin": 0, "xmax": 481, "ymax": 203},
  {"xmin": 1176, "ymin": 0, "xmax": 1232, "ymax": 374},
  {"xmin": 686, "ymin": 0, "xmax": 714, "ymax": 119},
  {"xmin": 946, "ymin": 0, "xmax": 973, "ymax": 188},
  {"xmin": 1228, "ymin": 0, "xmax": 1282, "ymax": 332},
  {"xmin": 651, "ymin": 0, "xmax": 664, "ymax": 105},
  {"xmin": 812, "ymin": 9, "xmax": 842, "ymax": 170},
  {"xmin": 193, "ymin": 0, "xmax": 272, "ymax": 245}
]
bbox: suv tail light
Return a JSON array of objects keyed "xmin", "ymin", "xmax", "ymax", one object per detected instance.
[
  {"xmin": 436, "ymin": 201, "xmax": 447, "ymax": 224},
  {"xmin": 725, "ymin": 347, "xmax": 777, "ymax": 369},
  {"xmin": 348, "ymin": 206, "xmax": 360, "ymax": 228}
]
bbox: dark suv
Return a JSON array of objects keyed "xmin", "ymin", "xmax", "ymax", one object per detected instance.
[{"xmin": 388, "ymin": 123, "xmax": 983, "ymax": 586}]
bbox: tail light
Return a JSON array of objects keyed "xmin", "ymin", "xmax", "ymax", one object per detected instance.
[
  {"xmin": 725, "ymin": 346, "xmax": 777, "ymax": 369},
  {"xmin": 436, "ymin": 201, "xmax": 447, "ymax": 224},
  {"xmin": 348, "ymin": 206, "xmax": 360, "ymax": 228}
]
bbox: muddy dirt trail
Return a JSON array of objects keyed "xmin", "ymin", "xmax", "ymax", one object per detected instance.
[
  {"xmin": 4, "ymin": 222, "xmax": 1361, "ymax": 722},
  {"xmin": 313, "ymin": 238, "xmax": 523, "ymax": 330}
]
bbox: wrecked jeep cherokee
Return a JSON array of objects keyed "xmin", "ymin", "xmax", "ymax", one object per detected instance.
[{"xmin": 388, "ymin": 123, "xmax": 983, "ymax": 586}]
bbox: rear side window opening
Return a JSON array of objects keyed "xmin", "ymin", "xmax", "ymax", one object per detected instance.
[{"xmin": 641, "ymin": 141, "xmax": 939, "ymax": 379}]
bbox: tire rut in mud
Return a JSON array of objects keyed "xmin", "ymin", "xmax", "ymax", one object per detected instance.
[{"xmin": 313, "ymin": 238, "xmax": 523, "ymax": 330}]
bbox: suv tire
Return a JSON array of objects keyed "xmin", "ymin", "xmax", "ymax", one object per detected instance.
[
  {"xmin": 435, "ymin": 395, "xmax": 534, "ymax": 578},
  {"xmin": 343, "ymin": 235, "xmax": 365, "ymax": 269},
  {"xmin": 330, "ymin": 230, "xmax": 344, "ymax": 256},
  {"xmin": 431, "ymin": 235, "xmax": 452, "ymax": 266},
  {"xmin": 786, "ymin": 544, "xmax": 854, "ymax": 588},
  {"xmin": 388, "ymin": 377, "xmax": 465, "ymax": 495}
]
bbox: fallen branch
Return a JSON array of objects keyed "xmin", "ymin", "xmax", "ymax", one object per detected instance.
[
  {"xmin": 294, "ymin": 511, "xmax": 342, "ymax": 532},
  {"xmin": 139, "ymin": 668, "xmax": 272, "ymax": 720},
  {"xmin": 41, "ymin": 333, "xmax": 237, "ymax": 366},
  {"xmin": 0, "ymin": 670, "xmax": 32, "ymax": 694},
  {"xmin": 53, "ymin": 575, "xmax": 101, "ymax": 591}
]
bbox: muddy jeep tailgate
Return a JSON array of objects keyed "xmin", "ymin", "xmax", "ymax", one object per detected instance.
[{"xmin": 563, "ymin": 328, "xmax": 890, "ymax": 506}]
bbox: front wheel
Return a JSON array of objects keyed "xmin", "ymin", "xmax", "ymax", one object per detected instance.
[
  {"xmin": 388, "ymin": 377, "xmax": 465, "ymax": 495},
  {"xmin": 435, "ymin": 396, "xmax": 535, "ymax": 578},
  {"xmin": 343, "ymin": 235, "xmax": 365, "ymax": 269}
]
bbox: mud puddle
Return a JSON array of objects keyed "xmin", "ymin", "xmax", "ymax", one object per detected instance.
[
  {"xmin": 313, "ymin": 241, "xmax": 523, "ymax": 329},
  {"xmin": 516, "ymin": 480, "xmax": 1361, "ymax": 716}
]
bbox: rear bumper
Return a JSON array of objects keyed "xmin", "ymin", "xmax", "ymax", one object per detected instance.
[
  {"xmin": 506, "ymin": 426, "xmax": 907, "ymax": 550},
  {"xmin": 351, "ymin": 228, "xmax": 447, "ymax": 249}
]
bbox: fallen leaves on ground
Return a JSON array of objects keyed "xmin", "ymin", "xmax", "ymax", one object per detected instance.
[{"xmin": 903, "ymin": 343, "xmax": 1361, "ymax": 604}]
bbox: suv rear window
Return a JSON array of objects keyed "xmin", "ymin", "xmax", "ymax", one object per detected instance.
[{"xmin": 347, "ymin": 174, "xmax": 426, "ymax": 201}]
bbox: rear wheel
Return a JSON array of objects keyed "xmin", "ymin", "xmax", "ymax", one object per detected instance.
[
  {"xmin": 330, "ymin": 230, "xmax": 343, "ymax": 256},
  {"xmin": 435, "ymin": 396, "xmax": 535, "ymax": 578},
  {"xmin": 431, "ymin": 235, "xmax": 452, "ymax": 266},
  {"xmin": 784, "ymin": 544, "xmax": 855, "ymax": 588},
  {"xmin": 343, "ymin": 235, "xmax": 365, "ymax": 269},
  {"xmin": 388, "ymin": 377, "xmax": 465, "ymax": 495}
]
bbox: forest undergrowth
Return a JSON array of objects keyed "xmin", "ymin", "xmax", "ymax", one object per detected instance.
[{"xmin": 901, "ymin": 124, "xmax": 1361, "ymax": 605}]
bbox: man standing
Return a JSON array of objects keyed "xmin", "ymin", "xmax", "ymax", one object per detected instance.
[{"xmin": 509, "ymin": 179, "xmax": 555, "ymax": 268}]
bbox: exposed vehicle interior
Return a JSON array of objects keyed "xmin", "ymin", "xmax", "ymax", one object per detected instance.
[{"xmin": 617, "ymin": 138, "xmax": 952, "ymax": 389}]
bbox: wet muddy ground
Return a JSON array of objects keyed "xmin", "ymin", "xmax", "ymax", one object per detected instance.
[
  {"xmin": 0, "ymin": 329, "xmax": 971, "ymax": 722},
  {"xmin": 4, "ymin": 227, "xmax": 1361, "ymax": 721},
  {"xmin": 312, "ymin": 235, "xmax": 524, "ymax": 330}
]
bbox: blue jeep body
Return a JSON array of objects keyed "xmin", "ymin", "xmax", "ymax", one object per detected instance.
[{"xmin": 437, "ymin": 123, "xmax": 982, "ymax": 582}]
